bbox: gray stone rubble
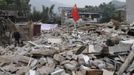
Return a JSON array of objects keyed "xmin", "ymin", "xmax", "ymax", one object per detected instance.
[{"xmin": 0, "ymin": 23, "xmax": 134, "ymax": 75}]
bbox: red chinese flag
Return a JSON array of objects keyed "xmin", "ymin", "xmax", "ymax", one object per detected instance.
[{"xmin": 71, "ymin": 4, "xmax": 80, "ymax": 22}]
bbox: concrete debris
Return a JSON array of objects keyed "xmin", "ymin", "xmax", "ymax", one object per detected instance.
[
  {"xmin": 16, "ymin": 67, "xmax": 29, "ymax": 75},
  {"xmin": 51, "ymin": 69, "xmax": 66, "ymax": 75},
  {"xmin": 78, "ymin": 54, "xmax": 90, "ymax": 65},
  {"xmin": 38, "ymin": 57, "xmax": 47, "ymax": 65},
  {"xmin": 60, "ymin": 60, "xmax": 71, "ymax": 65},
  {"xmin": 80, "ymin": 65, "xmax": 90, "ymax": 71},
  {"xmin": 120, "ymin": 39, "xmax": 134, "ymax": 44},
  {"xmin": 102, "ymin": 69, "xmax": 114, "ymax": 75},
  {"xmin": 30, "ymin": 59, "xmax": 38, "ymax": 68},
  {"xmin": 88, "ymin": 45, "xmax": 96, "ymax": 53},
  {"xmin": 26, "ymin": 70, "xmax": 38, "ymax": 75},
  {"xmin": 47, "ymin": 37, "xmax": 62, "ymax": 44},
  {"xmin": 64, "ymin": 62, "xmax": 77, "ymax": 71},
  {"xmin": 75, "ymin": 70, "xmax": 86, "ymax": 75},
  {"xmin": 0, "ymin": 72, "xmax": 13, "ymax": 75},
  {"xmin": 47, "ymin": 57, "xmax": 55, "ymax": 64},
  {"xmin": 28, "ymin": 41, "xmax": 40, "ymax": 47},
  {"xmin": 30, "ymin": 48, "xmax": 57, "ymax": 56},
  {"xmin": 53, "ymin": 54, "xmax": 65, "ymax": 62},
  {"xmin": 2, "ymin": 64, "xmax": 18, "ymax": 73},
  {"xmin": 0, "ymin": 23, "xmax": 133, "ymax": 75},
  {"xmin": 37, "ymin": 63, "xmax": 55, "ymax": 75}
]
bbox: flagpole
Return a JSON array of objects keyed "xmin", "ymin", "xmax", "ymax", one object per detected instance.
[
  {"xmin": 74, "ymin": 21, "xmax": 78, "ymax": 35},
  {"xmin": 64, "ymin": 12, "xmax": 70, "ymax": 34},
  {"xmin": 67, "ymin": 24, "xmax": 69, "ymax": 33},
  {"xmin": 65, "ymin": 17, "xmax": 69, "ymax": 33}
]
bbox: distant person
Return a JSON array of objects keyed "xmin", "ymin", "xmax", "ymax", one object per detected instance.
[{"xmin": 12, "ymin": 31, "xmax": 21, "ymax": 47}]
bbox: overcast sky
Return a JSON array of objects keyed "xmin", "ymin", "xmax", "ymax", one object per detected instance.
[{"xmin": 52, "ymin": 0, "xmax": 126, "ymax": 7}]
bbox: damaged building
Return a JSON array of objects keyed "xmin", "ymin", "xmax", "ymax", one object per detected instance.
[
  {"xmin": 126, "ymin": 0, "xmax": 134, "ymax": 24},
  {"xmin": 2, "ymin": 0, "xmax": 134, "ymax": 75},
  {"xmin": 0, "ymin": 0, "xmax": 30, "ymax": 22}
]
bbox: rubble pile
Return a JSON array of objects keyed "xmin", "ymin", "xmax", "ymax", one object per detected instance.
[{"xmin": 0, "ymin": 23, "xmax": 134, "ymax": 75}]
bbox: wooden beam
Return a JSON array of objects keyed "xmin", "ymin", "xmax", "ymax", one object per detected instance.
[{"xmin": 117, "ymin": 50, "xmax": 134, "ymax": 75}]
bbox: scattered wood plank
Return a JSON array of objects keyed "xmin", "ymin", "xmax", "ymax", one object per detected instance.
[
  {"xmin": 76, "ymin": 46, "xmax": 86, "ymax": 55},
  {"xmin": 28, "ymin": 41, "xmax": 40, "ymax": 47},
  {"xmin": 117, "ymin": 50, "xmax": 134, "ymax": 75}
]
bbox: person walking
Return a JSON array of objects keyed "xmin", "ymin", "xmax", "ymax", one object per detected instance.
[{"xmin": 12, "ymin": 31, "xmax": 21, "ymax": 47}]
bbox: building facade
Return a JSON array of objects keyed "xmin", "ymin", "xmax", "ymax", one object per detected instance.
[{"xmin": 126, "ymin": 0, "xmax": 134, "ymax": 24}]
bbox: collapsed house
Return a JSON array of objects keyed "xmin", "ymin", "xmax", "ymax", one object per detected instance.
[
  {"xmin": 0, "ymin": 20, "xmax": 133, "ymax": 75},
  {"xmin": 1, "ymin": 1, "xmax": 134, "ymax": 74}
]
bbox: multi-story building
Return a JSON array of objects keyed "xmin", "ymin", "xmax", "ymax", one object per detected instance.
[{"xmin": 126, "ymin": 0, "xmax": 134, "ymax": 24}]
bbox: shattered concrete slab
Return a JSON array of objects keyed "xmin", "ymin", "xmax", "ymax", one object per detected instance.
[{"xmin": 0, "ymin": 23, "xmax": 133, "ymax": 75}]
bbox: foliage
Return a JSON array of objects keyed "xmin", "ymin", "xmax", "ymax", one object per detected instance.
[
  {"xmin": 48, "ymin": 5, "xmax": 55, "ymax": 19},
  {"xmin": 30, "ymin": 7, "xmax": 41, "ymax": 22},
  {"xmin": 41, "ymin": 6, "xmax": 49, "ymax": 23},
  {"xmin": 112, "ymin": 10, "xmax": 122, "ymax": 22},
  {"xmin": 0, "ymin": 0, "xmax": 8, "ymax": 5},
  {"xmin": 0, "ymin": 18, "xmax": 8, "ymax": 35},
  {"xmin": 30, "ymin": 4, "xmax": 60, "ymax": 24},
  {"xmin": 99, "ymin": 2, "xmax": 116, "ymax": 23},
  {"xmin": 84, "ymin": 5, "xmax": 100, "ymax": 13},
  {"xmin": 0, "ymin": 0, "xmax": 30, "ymax": 10},
  {"xmin": 84, "ymin": 2, "xmax": 122, "ymax": 23},
  {"xmin": 0, "ymin": 18, "xmax": 9, "ymax": 45}
]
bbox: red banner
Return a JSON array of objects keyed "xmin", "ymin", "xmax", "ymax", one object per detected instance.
[{"xmin": 71, "ymin": 4, "xmax": 80, "ymax": 22}]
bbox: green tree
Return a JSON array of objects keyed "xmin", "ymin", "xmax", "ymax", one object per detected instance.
[
  {"xmin": 84, "ymin": 2, "xmax": 122, "ymax": 23},
  {"xmin": 112, "ymin": 10, "xmax": 123, "ymax": 22},
  {"xmin": 84, "ymin": 5, "xmax": 100, "ymax": 13},
  {"xmin": 41, "ymin": 6, "xmax": 49, "ymax": 22},
  {"xmin": 99, "ymin": 2, "xmax": 116, "ymax": 23},
  {"xmin": 48, "ymin": 4, "xmax": 55, "ymax": 19},
  {"xmin": 30, "ymin": 7, "xmax": 41, "ymax": 22},
  {"xmin": 30, "ymin": 5, "xmax": 56, "ymax": 23},
  {"xmin": 0, "ymin": 0, "xmax": 7, "ymax": 5},
  {"xmin": 5, "ymin": 0, "xmax": 14, "ymax": 5},
  {"xmin": 0, "ymin": 18, "xmax": 10, "ymax": 46},
  {"xmin": 40, "ymin": 5, "xmax": 55, "ymax": 23}
]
